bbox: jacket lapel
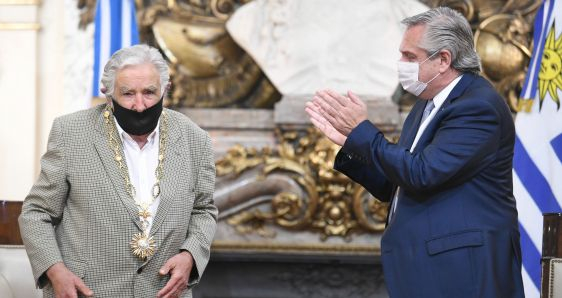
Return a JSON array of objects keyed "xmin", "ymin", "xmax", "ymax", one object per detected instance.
[
  {"xmin": 399, "ymin": 100, "xmax": 425, "ymax": 148},
  {"xmin": 410, "ymin": 73, "xmax": 478, "ymax": 153},
  {"xmin": 93, "ymin": 106, "xmax": 142, "ymax": 230},
  {"xmin": 149, "ymin": 110, "xmax": 187, "ymax": 238},
  {"xmin": 388, "ymin": 100, "xmax": 426, "ymax": 222}
]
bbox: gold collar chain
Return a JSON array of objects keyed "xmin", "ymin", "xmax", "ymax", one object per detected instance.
[{"xmin": 103, "ymin": 106, "xmax": 169, "ymax": 260}]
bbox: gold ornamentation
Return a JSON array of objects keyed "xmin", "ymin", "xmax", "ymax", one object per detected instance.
[
  {"xmin": 218, "ymin": 128, "xmax": 388, "ymax": 240},
  {"xmin": 131, "ymin": 232, "xmax": 156, "ymax": 259},
  {"xmin": 212, "ymin": 241, "xmax": 380, "ymax": 255},
  {"xmin": 152, "ymin": 183, "xmax": 161, "ymax": 198},
  {"xmin": 103, "ymin": 106, "xmax": 169, "ymax": 260},
  {"xmin": 138, "ymin": 209, "xmax": 151, "ymax": 219},
  {"xmin": 77, "ymin": 1, "xmax": 539, "ymax": 111},
  {"xmin": 137, "ymin": 0, "xmax": 281, "ymax": 108},
  {"xmin": 536, "ymin": 22, "xmax": 562, "ymax": 110}
]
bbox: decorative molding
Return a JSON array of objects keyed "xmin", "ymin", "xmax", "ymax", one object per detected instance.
[
  {"xmin": 194, "ymin": 256, "xmax": 388, "ymax": 298},
  {"xmin": 0, "ymin": 0, "xmax": 40, "ymax": 4},
  {"xmin": 0, "ymin": 23, "xmax": 40, "ymax": 30},
  {"xmin": 271, "ymin": 263, "xmax": 386, "ymax": 297},
  {"xmin": 215, "ymin": 128, "xmax": 388, "ymax": 241},
  {"xmin": 212, "ymin": 241, "xmax": 380, "ymax": 255},
  {"xmin": 138, "ymin": 1, "xmax": 281, "ymax": 108}
]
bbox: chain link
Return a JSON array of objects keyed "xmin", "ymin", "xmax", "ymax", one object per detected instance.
[{"xmin": 103, "ymin": 107, "xmax": 168, "ymax": 204}]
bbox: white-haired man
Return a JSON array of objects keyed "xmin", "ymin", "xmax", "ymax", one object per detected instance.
[{"xmin": 19, "ymin": 44, "xmax": 217, "ymax": 298}]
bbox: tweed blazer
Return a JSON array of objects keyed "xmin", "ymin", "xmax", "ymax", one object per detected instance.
[{"xmin": 19, "ymin": 105, "xmax": 218, "ymax": 298}]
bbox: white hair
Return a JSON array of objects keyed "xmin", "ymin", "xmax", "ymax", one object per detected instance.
[
  {"xmin": 100, "ymin": 44, "xmax": 170, "ymax": 97},
  {"xmin": 402, "ymin": 7, "xmax": 481, "ymax": 74}
]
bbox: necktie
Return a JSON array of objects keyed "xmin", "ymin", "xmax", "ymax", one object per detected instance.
[
  {"xmin": 388, "ymin": 100, "xmax": 435, "ymax": 222},
  {"xmin": 421, "ymin": 100, "xmax": 435, "ymax": 123}
]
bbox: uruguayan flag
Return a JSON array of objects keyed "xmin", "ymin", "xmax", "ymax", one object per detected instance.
[
  {"xmin": 92, "ymin": 0, "xmax": 140, "ymax": 97},
  {"xmin": 514, "ymin": 0, "xmax": 562, "ymax": 297}
]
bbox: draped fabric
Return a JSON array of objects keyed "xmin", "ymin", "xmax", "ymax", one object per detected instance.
[
  {"xmin": 92, "ymin": 0, "xmax": 139, "ymax": 97},
  {"xmin": 514, "ymin": 0, "xmax": 562, "ymax": 296}
]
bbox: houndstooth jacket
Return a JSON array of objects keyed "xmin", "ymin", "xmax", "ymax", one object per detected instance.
[{"xmin": 18, "ymin": 105, "xmax": 218, "ymax": 298}]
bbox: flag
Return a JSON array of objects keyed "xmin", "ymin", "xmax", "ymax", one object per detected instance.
[
  {"xmin": 514, "ymin": 0, "xmax": 562, "ymax": 297},
  {"xmin": 92, "ymin": 0, "xmax": 140, "ymax": 98}
]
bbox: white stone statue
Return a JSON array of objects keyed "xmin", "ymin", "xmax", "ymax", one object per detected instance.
[{"xmin": 226, "ymin": 0, "xmax": 429, "ymax": 99}]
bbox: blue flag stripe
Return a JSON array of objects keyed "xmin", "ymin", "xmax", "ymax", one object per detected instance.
[
  {"xmin": 92, "ymin": 0, "xmax": 139, "ymax": 97},
  {"xmin": 127, "ymin": 1, "xmax": 139, "ymax": 45},
  {"xmin": 93, "ymin": 2, "xmax": 102, "ymax": 98},
  {"xmin": 529, "ymin": 0, "xmax": 557, "ymax": 99},
  {"xmin": 519, "ymin": 223, "xmax": 542, "ymax": 290},
  {"xmin": 109, "ymin": 2, "xmax": 123, "ymax": 55},
  {"xmin": 513, "ymin": 136, "xmax": 562, "ymax": 213},
  {"xmin": 551, "ymin": 133, "xmax": 562, "ymax": 163},
  {"xmin": 515, "ymin": 1, "xmax": 561, "ymax": 296}
]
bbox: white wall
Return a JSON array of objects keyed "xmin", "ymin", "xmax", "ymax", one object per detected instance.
[
  {"xmin": 0, "ymin": 0, "xmax": 92, "ymax": 201},
  {"xmin": 0, "ymin": 1, "xmax": 40, "ymax": 202}
]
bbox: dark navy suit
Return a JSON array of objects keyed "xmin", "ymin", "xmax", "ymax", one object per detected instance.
[{"xmin": 335, "ymin": 73, "xmax": 524, "ymax": 297}]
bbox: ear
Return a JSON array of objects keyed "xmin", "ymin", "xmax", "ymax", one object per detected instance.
[{"xmin": 438, "ymin": 49, "xmax": 453, "ymax": 72}]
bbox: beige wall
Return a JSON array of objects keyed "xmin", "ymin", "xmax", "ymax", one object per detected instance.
[
  {"xmin": 0, "ymin": 1, "xmax": 41, "ymax": 202},
  {"xmin": 0, "ymin": 0, "xmax": 86, "ymax": 201}
]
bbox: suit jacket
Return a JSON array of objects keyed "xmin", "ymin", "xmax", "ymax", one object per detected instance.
[
  {"xmin": 335, "ymin": 73, "xmax": 524, "ymax": 298},
  {"xmin": 19, "ymin": 105, "xmax": 218, "ymax": 298}
]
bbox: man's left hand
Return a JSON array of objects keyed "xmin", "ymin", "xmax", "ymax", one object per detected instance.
[
  {"xmin": 157, "ymin": 251, "xmax": 194, "ymax": 298},
  {"xmin": 313, "ymin": 90, "xmax": 368, "ymax": 136}
]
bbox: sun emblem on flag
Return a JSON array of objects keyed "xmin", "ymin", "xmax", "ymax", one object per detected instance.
[{"xmin": 538, "ymin": 22, "xmax": 562, "ymax": 110}]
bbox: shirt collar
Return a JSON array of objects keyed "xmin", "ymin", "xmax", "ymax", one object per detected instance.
[{"xmin": 432, "ymin": 74, "xmax": 463, "ymax": 109}]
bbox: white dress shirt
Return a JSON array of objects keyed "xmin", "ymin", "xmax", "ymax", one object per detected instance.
[
  {"xmin": 390, "ymin": 75, "xmax": 463, "ymax": 218},
  {"xmin": 115, "ymin": 120, "xmax": 161, "ymax": 234}
]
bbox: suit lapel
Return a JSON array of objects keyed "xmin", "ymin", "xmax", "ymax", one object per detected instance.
[
  {"xmin": 93, "ymin": 107, "xmax": 142, "ymax": 230},
  {"xmin": 410, "ymin": 73, "xmax": 478, "ymax": 153},
  {"xmin": 399, "ymin": 100, "xmax": 426, "ymax": 148},
  {"xmin": 149, "ymin": 110, "xmax": 186, "ymax": 238},
  {"xmin": 388, "ymin": 100, "xmax": 426, "ymax": 223}
]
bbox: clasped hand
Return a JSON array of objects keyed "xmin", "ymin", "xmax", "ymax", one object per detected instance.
[{"xmin": 305, "ymin": 90, "xmax": 368, "ymax": 146}]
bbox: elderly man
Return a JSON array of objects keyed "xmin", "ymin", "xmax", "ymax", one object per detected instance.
[
  {"xmin": 306, "ymin": 7, "xmax": 524, "ymax": 298},
  {"xmin": 19, "ymin": 44, "xmax": 217, "ymax": 298}
]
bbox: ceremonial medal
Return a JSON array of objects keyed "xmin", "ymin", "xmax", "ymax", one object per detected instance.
[{"xmin": 130, "ymin": 232, "xmax": 156, "ymax": 259}]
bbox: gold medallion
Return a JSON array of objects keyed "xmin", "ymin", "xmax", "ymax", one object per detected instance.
[{"xmin": 130, "ymin": 232, "xmax": 156, "ymax": 259}]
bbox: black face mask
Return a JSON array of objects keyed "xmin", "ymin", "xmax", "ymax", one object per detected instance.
[{"xmin": 111, "ymin": 97, "xmax": 163, "ymax": 136}]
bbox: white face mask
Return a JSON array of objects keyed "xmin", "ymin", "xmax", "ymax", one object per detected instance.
[{"xmin": 397, "ymin": 51, "xmax": 441, "ymax": 96}]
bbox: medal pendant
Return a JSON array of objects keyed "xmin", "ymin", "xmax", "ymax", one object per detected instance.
[{"xmin": 130, "ymin": 232, "xmax": 156, "ymax": 260}]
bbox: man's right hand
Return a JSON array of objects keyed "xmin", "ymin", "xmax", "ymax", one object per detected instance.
[
  {"xmin": 305, "ymin": 101, "xmax": 347, "ymax": 146},
  {"xmin": 46, "ymin": 262, "xmax": 93, "ymax": 298}
]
